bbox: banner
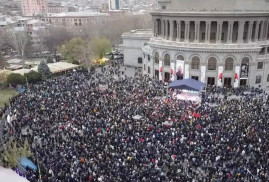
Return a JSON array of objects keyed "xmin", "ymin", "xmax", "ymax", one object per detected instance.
[
  {"xmin": 176, "ymin": 60, "xmax": 184, "ymax": 80},
  {"xmin": 200, "ymin": 66, "xmax": 206, "ymax": 83},
  {"xmin": 217, "ymin": 66, "xmax": 223, "ymax": 86},
  {"xmin": 170, "ymin": 62, "xmax": 175, "ymax": 81},
  {"xmin": 184, "ymin": 64, "xmax": 190, "ymax": 79},
  {"xmin": 159, "ymin": 60, "xmax": 163, "ymax": 81},
  {"xmin": 240, "ymin": 64, "xmax": 249, "ymax": 78},
  {"xmin": 234, "ymin": 66, "xmax": 240, "ymax": 88}
]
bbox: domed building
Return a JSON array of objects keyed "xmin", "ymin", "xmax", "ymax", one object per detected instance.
[{"xmin": 122, "ymin": 0, "xmax": 269, "ymax": 89}]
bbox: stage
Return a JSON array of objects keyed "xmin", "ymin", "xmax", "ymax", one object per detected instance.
[{"xmin": 172, "ymin": 90, "xmax": 201, "ymax": 102}]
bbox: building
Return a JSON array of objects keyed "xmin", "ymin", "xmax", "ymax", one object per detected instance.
[
  {"xmin": 109, "ymin": 0, "xmax": 122, "ymax": 10},
  {"xmin": 122, "ymin": 0, "xmax": 269, "ymax": 90},
  {"xmin": 21, "ymin": 0, "xmax": 48, "ymax": 16},
  {"xmin": 47, "ymin": 3, "xmax": 68, "ymax": 14},
  {"xmin": 41, "ymin": 11, "xmax": 110, "ymax": 26}
]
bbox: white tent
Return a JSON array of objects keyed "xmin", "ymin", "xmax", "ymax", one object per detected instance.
[{"xmin": 0, "ymin": 167, "xmax": 29, "ymax": 182}]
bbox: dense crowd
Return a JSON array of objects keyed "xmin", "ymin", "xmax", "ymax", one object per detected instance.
[{"xmin": 1, "ymin": 64, "xmax": 269, "ymax": 182}]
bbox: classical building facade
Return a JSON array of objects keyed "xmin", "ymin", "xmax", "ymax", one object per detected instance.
[{"xmin": 122, "ymin": 0, "xmax": 269, "ymax": 89}]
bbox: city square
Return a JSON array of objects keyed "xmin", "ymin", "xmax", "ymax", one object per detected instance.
[{"xmin": 0, "ymin": 0, "xmax": 269, "ymax": 182}]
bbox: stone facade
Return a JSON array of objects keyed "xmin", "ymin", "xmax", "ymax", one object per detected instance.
[{"xmin": 121, "ymin": 0, "xmax": 269, "ymax": 90}]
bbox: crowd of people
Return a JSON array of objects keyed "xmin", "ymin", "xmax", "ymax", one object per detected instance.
[{"xmin": 1, "ymin": 63, "xmax": 269, "ymax": 182}]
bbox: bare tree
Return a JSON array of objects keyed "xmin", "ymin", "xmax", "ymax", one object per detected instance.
[
  {"xmin": 38, "ymin": 26, "xmax": 74, "ymax": 58},
  {"xmin": 80, "ymin": 14, "xmax": 153, "ymax": 47},
  {"xmin": 4, "ymin": 31, "xmax": 30, "ymax": 68}
]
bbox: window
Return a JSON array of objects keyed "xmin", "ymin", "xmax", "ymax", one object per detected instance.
[
  {"xmin": 154, "ymin": 52, "xmax": 159, "ymax": 64},
  {"xmin": 148, "ymin": 66, "xmax": 151, "ymax": 74},
  {"xmin": 164, "ymin": 54, "xmax": 170, "ymax": 66},
  {"xmin": 225, "ymin": 57, "xmax": 234, "ymax": 71},
  {"xmin": 162, "ymin": 6, "xmax": 166, "ymax": 10},
  {"xmin": 257, "ymin": 62, "xmax": 263, "ymax": 69},
  {"xmin": 138, "ymin": 57, "xmax": 143, "ymax": 64},
  {"xmin": 192, "ymin": 76, "xmax": 199, "ymax": 81},
  {"xmin": 267, "ymin": 74, "xmax": 269, "ymax": 82},
  {"xmin": 144, "ymin": 64, "xmax": 146, "ymax": 70},
  {"xmin": 177, "ymin": 55, "xmax": 184, "ymax": 61},
  {"xmin": 256, "ymin": 75, "xmax": 262, "ymax": 84},
  {"xmin": 191, "ymin": 56, "xmax": 200, "ymax": 69},
  {"xmin": 208, "ymin": 57, "xmax": 217, "ymax": 70},
  {"xmin": 148, "ymin": 55, "xmax": 150, "ymax": 61}
]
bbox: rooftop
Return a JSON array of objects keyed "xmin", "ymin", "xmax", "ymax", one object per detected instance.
[
  {"xmin": 157, "ymin": 0, "xmax": 269, "ymax": 11},
  {"xmin": 122, "ymin": 29, "xmax": 153, "ymax": 38},
  {"xmin": 47, "ymin": 11, "xmax": 110, "ymax": 17},
  {"xmin": 151, "ymin": 9, "xmax": 269, "ymax": 16}
]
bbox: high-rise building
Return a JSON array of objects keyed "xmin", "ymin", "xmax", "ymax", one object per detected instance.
[
  {"xmin": 109, "ymin": 0, "xmax": 121, "ymax": 10},
  {"xmin": 21, "ymin": 0, "xmax": 48, "ymax": 16}
]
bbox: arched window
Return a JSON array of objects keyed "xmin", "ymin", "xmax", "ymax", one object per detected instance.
[
  {"xmin": 225, "ymin": 57, "xmax": 234, "ymax": 70},
  {"xmin": 208, "ymin": 57, "xmax": 217, "ymax": 70},
  {"xmin": 241, "ymin": 57, "xmax": 249, "ymax": 78},
  {"xmin": 242, "ymin": 57, "xmax": 249, "ymax": 65},
  {"xmin": 164, "ymin": 54, "xmax": 170, "ymax": 66},
  {"xmin": 154, "ymin": 52, "xmax": 159, "ymax": 64},
  {"xmin": 177, "ymin": 55, "xmax": 184, "ymax": 61},
  {"xmin": 191, "ymin": 56, "xmax": 200, "ymax": 69}
]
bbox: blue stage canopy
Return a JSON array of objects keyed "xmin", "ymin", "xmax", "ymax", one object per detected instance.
[
  {"xmin": 19, "ymin": 157, "xmax": 37, "ymax": 171},
  {"xmin": 169, "ymin": 79, "xmax": 205, "ymax": 91}
]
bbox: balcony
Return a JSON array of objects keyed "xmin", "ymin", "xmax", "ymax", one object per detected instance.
[{"xmin": 149, "ymin": 37, "xmax": 261, "ymax": 51}]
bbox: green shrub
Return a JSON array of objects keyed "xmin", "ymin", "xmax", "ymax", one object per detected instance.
[
  {"xmin": 7, "ymin": 73, "xmax": 26, "ymax": 85},
  {"xmin": 24, "ymin": 71, "xmax": 42, "ymax": 84},
  {"xmin": 38, "ymin": 61, "xmax": 51, "ymax": 79}
]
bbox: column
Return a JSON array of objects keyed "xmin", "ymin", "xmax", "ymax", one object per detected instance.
[
  {"xmin": 153, "ymin": 19, "xmax": 157, "ymax": 36},
  {"xmin": 247, "ymin": 21, "xmax": 254, "ymax": 42},
  {"xmin": 217, "ymin": 21, "xmax": 223, "ymax": 43},
  {"xmin": 161, "ymin": 20, "xmax": 164, "ymax": 38},
  {"xmin": 205, "ymin": 21, "xmax": 211, "ymax": 43},
  {"xmin": 169, "ymin": 20, "xmax": 174, "ymax": 41},
  {"xmin": 176, "ymin": 21, "xmax": 181, "ymax": 41},
  {"xmin": 195, "ymin": 21, "xmax": 200, "ymax": 43},
  {"xmin": 259, "ymin": 21, "xmax": 265, "ymax": 41},
  {"xmin": 263, "ymin": 21, "xmax": 268, "ymax": 41},
  {"xmin": 159, "ymin": 59, "xmax": 163, "ymax": 81},
  {"xmin": 254, "ymin": 21, "xmax": 261, "ymax": 41},
  {"xmin": 227, "ymin": 21, "xmax": 234, "ymax": 43},
  {"xmin": 185, "ymin": 21, "xmax": 189, "ymax": 42},
  {"xmin": 237, "ymin": 21, "xmax": 245, "ymax": 43},
  {"xmin": 166, "ymin": 20, "xmax": 169, "ymax": 40},
  {"xmin": 163, "ymin": 20, "xmax": 166, "ymax": 38},
  {"xmin": 265, "ymin": 21, "xmax": 269, "ymax": 40}
]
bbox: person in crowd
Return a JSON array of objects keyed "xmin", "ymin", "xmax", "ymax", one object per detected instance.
[{"xmin": 1, "ymin": 63, "xmax": 269, "ymax": 182}]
